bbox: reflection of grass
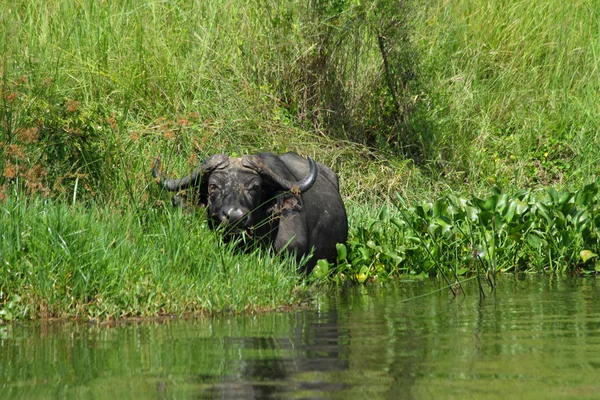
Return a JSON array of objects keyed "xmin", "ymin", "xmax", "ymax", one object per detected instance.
[{"xmin": 0, "ymin": 198, "xmax": 305, "ymax": 321}]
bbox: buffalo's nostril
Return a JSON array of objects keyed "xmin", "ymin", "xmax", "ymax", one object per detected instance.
[{"xmin": 221, "ymin": 208, "xmax": 247, "ymax": 226}]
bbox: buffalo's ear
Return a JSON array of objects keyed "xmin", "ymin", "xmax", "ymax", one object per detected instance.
[
  {"xmin": 198, "ymin": 154, "xmax": 229, "ymax": 205},
  {"xmin": 281, "ymin": 194, "xmax": 302, "ymax": 211}
]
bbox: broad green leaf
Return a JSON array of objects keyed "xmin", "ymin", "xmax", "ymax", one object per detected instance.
[
  {"xmin": 0, "ymin": 309, "xmax": 13, "ymax": 321},
  {"xmin": 479, "ymin": 211, "xmax": 494, "ymax": 226},
  {"xmin": 446, "ymin": 194, "xmax": 468, "ymax": 211},
  {"xmin": 312, "ymin": 259, "xmax": 330, "ymax": 279},
  {"xmin": 535, "ymin": 203, "xmax": 551, "ymax": 223},
  {"xmin": 526, "ymin": 232, "xmax": 543, "ymax": 249},
  {"xmin": 558, "ymin": 191, "xmax": 573, "ymax": 205},
  {"xmin": 336, "ymin": 243, "xmax": 348, "ymax": 263},
  {"xmin": 434, "ymin": 216, "xmax": 452, "ymax": 229},
  {"xmin": 515, "ymin": 200, "xmax": 529, "ymax": 215},
  {"xmin": 548, "ymin": 187, "xmax": 559, "ymax": 204},
  {"xmin": 359, "ymin": 247, "xmax": 370, "ymax": 260},
  {"xmin": 504, "ymin": 200, "xmax": 517, "ymax": 222},
  {"xmin": 466, "ymin": 205, "xmax": 479, "ymax": 221},
  {"xmin": 433, "ymin": 199, "xmax": 447, "ymax": 218},
  {"xmin": 495, "ymin": 193, "xmax": 508, "ymax": 213},
  {"xmin": 421, "ymin": 202, "xmax": 433, "ymax": 215},
  {"xmin": 427, "ymin": 223, "xmax": 440, "ymax": 235},
  {"xmin": 575, "ymin": 184, "xmax": 597, "ymax": 206},
  {"xmin": 580, "ymin": 250, "xmax": 597, "ymax": 263},
  {"xmin": 473, "ymin": 196, "xmax": 495, "ymax": 212},
  {"xmin": 356, "ymin": 266, "xmax": 369, "ymax": 283}
]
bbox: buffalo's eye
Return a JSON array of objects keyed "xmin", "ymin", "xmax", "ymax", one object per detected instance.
[
  {"xmin": 208, "ymin": 183, "xmax": 220, "ymax": 194},
  {"xmin": 247, "ymin": 182, "xmax": 261, "ymax": 192}
]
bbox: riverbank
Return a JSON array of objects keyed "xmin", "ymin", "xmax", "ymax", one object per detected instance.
[{"xmin": 2, "ymin": 0, "xmax": 600, "ymax": 320}]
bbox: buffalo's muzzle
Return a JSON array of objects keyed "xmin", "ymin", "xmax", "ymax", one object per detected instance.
[{"xmin": 219, "ymin": 207, "xmax": 249, "ymax": 228}]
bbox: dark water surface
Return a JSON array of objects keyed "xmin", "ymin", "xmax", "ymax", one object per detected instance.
[{"xmin": 2, "ymin": 276, "xmax": 600, "ymax": 399}]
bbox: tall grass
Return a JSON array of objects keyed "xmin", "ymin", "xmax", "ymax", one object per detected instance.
[
  {"xmin": 0, "ymin": 197, "xmax": 305, "ymax": 320},
  {"xmin": 0, "ymin": 0, "xmax": 430, "ymax": 206},
  {"xmin": 416, "ymin": 0, "xmax": 600, "ymax": 191}
]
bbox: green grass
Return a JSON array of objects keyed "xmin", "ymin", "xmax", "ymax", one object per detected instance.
[
  {"xmin": 0, "ymin": 197, "xmax": 307, "ymax": 320},
  {"xmin": 2, "ymin": 0, "xmax": 600, "ymax": 320},
  {"xmin": 416, "ymin": 0, "xmax": 600, "ymax": 190}
]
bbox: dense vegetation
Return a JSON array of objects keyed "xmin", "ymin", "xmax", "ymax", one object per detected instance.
[{"xmin": 2, "ymin": 0, "xmax": 600, "ymax": 320}]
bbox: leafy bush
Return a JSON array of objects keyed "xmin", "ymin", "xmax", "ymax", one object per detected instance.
[
  {"xmin": 0, "ymin": 75, "xmax": 117, "ymax": 200},
  {"xmin": 259, "ymin": 0, "xmax": 424, "ymax": 156}
]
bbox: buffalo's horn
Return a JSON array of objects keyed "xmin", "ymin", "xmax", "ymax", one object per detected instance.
[
  {"xmin": 243, "ymin": 155, "xmax": 318, "ymax": 193},
  {"xmin": 152, "ymin": 154, "xmax": 229, "ymax": 191}
]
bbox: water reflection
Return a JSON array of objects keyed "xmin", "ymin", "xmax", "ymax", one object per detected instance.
[
  {"xmin": 1, "ymin": 276, "xmax": 600, "ymax": 399},
  {"xmin": 207, "ymin": 310, "xmax": 349, "ymax": 398}
]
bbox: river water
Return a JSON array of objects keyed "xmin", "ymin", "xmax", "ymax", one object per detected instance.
[{"xmin": 2, "ymin": 275, "xmax": 600, "ymax": 399}]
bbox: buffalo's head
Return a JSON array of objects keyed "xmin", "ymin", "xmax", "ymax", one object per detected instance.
[{"xmin": 152, "ymin": 154, "xmax": 318, "ymax": 236}]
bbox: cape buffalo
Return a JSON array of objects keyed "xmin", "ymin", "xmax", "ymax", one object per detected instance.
[{"xmin": 152, "ymin": 152, "xmax": 348, "ymax": 272}]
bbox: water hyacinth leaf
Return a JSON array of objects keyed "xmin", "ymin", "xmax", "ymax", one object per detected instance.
[
  {"xmin": 312, "ymin": 259, "xmax": 330, "ymax": 279},
  {"xmin": 358, "ymin": 247, "xmax": 370, "ymax": 260},
  {"xmin": 560, "ymin": 202, "xmax": 576, "ymax": 216},
  {"xmin": 595, "ymin": 262, "xmax": 600, "ymax": 272},
  {"xmin": 417, "ymin": 202, "xmax": 433, "ymax": 217},
  {"xmin": 367, "ymin": 219, "xmax": 379, "ymax": 230},
  {"xmin": 466, "ymin": 205, "xmax": 479, "ymax": 221},
  {"xmin": 406, "ymin": 236, "xmax": 420, "ymax": 244},
  {"xmin": 495, "ymin": 193, "xmax": 508, "ymax": 213},
  {"xmin": 593, "ymin": 213, "xmax": 600, "ymax": 227},
  {"xmin": 405, "ymin": 236, "xmax": 421, "ymax": 249},
  {"xmin": 548, "ymin": 187, "xmax": 559, "ymax": 204},
  {"xmin": 433, "ymin": 199, "xmax": 447, "ymax": 218},
  {"xmin": 515, "ymin": 200, "xmax": 529, "ymax": 215},
  {"xmin": 573, "ymin": 210, "xmax": 590, "ymax": 230},
  {"xmin": 456, "ymin": 267, "xmax": 469, "ymax": 276},
  {"xmin": 580, "ymin": 250, "xmax": 597, "ymax": 263},
  {"xmin": 526, "ymin": 232, "xmax": 544, "ymax": 249},
  {"xmin": 535, "ymin": 203, "xmax": 552, "ymax": 223},
  {"xmin": 356, "ymin": 266, "xmax": 369, "ymax": 283},
  {"xmin": 493, "ymin": 212, "xmax": 504, "ymax": 232},
  {"xmin": 575, "ymin": 184, "xmax": 597, "ymax": 206},
  {"xmin": 479, "ymin": 211, "xmax": 494, "ymax": 227},
  {"xmin": 559, "ymin": 230, "xmax": 572, "ymax": 247},
  {"xmin": 584, "ymin": 182, "xmax": 598, "ymax": 194},
  {"xmin": 446, "ymin": 194, "xmax": 468, "ymax": 211},
  {"xmin": 336, "ymin": 243, "xmax": 348, "ymax": 263},
  {"xmin": 434, "ymin": 216, "xmax": 453, "ymax": 236},
  {"xmin": 473, "ymin": 196, "xmax": 495, "ymax": 212},
  {"xmin": 558, "ymin": 191, "xmax": 573, "ymax": 205},
  {"xmin": 0, "ymin": 308, "xmax": 14, "ymax": 322},
  {"xmin": 504, "ymin": 200, "xmax": 517, "ymax": 222},
  {"xmin": 514, "ymin": 189, "xmax": 529, "ymax": 200},
  {"xmin": 553, "ymin": 210, "xmax": 566, "ymax": 229},
  {"xmin": 427, "ymin": 222, "xmax": 440, "ymax": 235},
  {"xmin": 382, "ymin": 246, "xmax": 403, "ymax": 264}
]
